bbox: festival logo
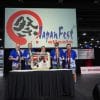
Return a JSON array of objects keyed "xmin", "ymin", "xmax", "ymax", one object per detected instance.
[
  {"xmin": 6, "ymin": 10, "xmax": 42, "ymax": 45},
  {"xmin": 5, "ymin": 8, "xmax": 77, "ymax": 48}
]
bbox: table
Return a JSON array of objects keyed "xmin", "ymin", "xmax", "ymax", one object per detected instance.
[{"xmin": 6, "ymin": 69, "xmax": 74, "ymax": 100}]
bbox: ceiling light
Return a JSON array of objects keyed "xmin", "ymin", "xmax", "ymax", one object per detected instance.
[
  {"xmin": 80, "ymin": 43, "xmax": 82, "ymax": 46},
  {"xmin": 82, "ymin": 33, "xmax": 87, "ymax": 36},
  {"xmin": 91, "ymin": 38, "xmax": 94, "ymax": 41},
  {"xmin": 96, "ymin": 40, "xmax": 100, "ymax": 43},
  {"xmin": 90, "ymin": 43, "xmax": 93, "ymax": 45},
  {"xmin": 84, "ymin": 41, "xmax": 87, "ymax": 44},
  {"xmin": 80, "ymin": 46, "xmax": 83, "ymax": 48},
  {"xmin": 95, "ymin": 45, "xmax": 97, "ymax": 48}
]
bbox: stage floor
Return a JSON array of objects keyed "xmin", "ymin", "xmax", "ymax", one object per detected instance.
[{"xmin": 0, "ymin": 74, "xmax": 100, "ymax": 100}]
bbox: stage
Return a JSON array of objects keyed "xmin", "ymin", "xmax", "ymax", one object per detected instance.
[
  {"xmin": 0, "ymin": 71, "xmax": 100, "ymax": 100},
  {"xmin": 6, "ymin": 69, "xmax": 74, "ymax": 100}
]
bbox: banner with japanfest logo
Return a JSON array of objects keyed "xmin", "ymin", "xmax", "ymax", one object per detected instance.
[{"xmin": 5, "ymin": 8, "xmax": 77, "ymax": 48}]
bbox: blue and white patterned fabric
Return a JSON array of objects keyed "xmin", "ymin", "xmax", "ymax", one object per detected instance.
[
  {"xmin": 50, "ymin": 48, "xmax": 64, "ymax": 69},
  {"xmin": 64, "ymin": 50, "xmax": 77, "ymax": 69}
]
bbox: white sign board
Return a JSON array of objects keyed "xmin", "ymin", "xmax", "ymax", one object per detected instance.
[
  {"xmin": 5, "ymin": 8, "xmax": 77, "ymax": 48},
  {"xmin": 81, "ymin": 67, "xmax": 100, "ymax": 74},
  {"xmin": 78, "ymin": 49, "xmax": 94, "ymax": 59}
]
